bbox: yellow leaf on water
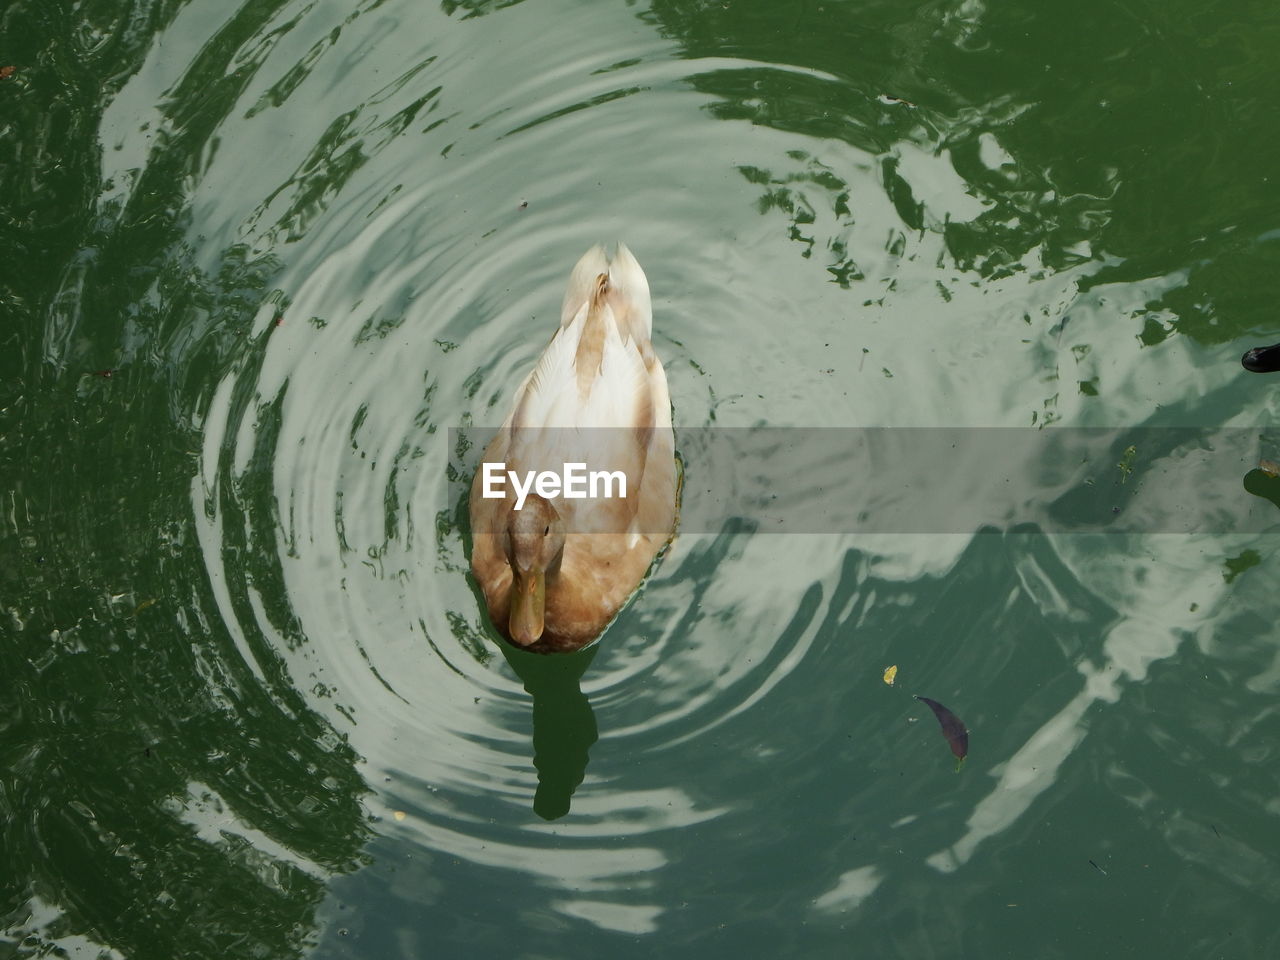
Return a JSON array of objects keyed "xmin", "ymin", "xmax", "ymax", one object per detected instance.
[
  {"xmin": 393, "ymin": 811, "xmax": 406, "ymax": 821},
  {"xmin": 883, "ymin": 665, "xmax": 898, "ymax": 686}
]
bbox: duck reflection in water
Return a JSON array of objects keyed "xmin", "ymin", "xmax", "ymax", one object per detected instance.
[{"xmin": 497, "ymin": 642, "xmax": 599, "ymax": 820}]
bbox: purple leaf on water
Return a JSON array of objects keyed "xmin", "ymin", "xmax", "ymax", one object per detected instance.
[{"xmin": 915, "ymin": 695, "xmax": 968, "ymax": 762}]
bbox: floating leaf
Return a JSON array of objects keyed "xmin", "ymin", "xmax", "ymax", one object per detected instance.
[
  {"xmin": 915, "ymin": 695, "xmax": 968, "ymax": 765},
  {"xmin": 1117, "ymin": 444, "xmax": 1137, "ymax": 483},
  {"xmin": 883, "ymin": 665, "xmax": 897, "ymax": 686}
]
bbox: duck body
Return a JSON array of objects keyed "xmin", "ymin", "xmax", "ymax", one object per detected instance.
[{"xmin": 469, "ymin": 245, "xmax": 677, "ymax": 653}]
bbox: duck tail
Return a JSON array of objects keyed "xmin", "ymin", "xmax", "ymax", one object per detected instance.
[
  {"xmin": 560, "ymin": 245, "xmax": 610, "ymax": 327},
  {"xmin": 606, "ymin": 243, "xmax": 653, "ymax": 344}
]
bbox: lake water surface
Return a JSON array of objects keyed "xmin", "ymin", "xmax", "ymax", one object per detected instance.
[{"xmin": 5, "ymin": 0, "xmax": 1280, "ymax": 957}]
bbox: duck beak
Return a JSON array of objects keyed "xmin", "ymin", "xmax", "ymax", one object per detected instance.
[{"xmin": 508, "ymin": 565, "xmax": 546, "ymax": 645}]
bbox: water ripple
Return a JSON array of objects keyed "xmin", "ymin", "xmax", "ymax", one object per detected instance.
[{"xmin": 76, "ymin": 0, "xmax": 1280, "ymax": 946}]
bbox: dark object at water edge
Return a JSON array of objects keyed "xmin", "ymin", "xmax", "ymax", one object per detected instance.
[{"xmin": 1241, "ymin": 342, "xmax": 1280, "ymax": 372}]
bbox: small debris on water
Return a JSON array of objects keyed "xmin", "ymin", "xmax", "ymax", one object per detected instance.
[
  {"xmin": 1117, "ymin": 444, "xmax": 1137, "ymax": 482},
  {"xmin": 914, "ymin": 695, "xmax": 969, "ymax": 768}
]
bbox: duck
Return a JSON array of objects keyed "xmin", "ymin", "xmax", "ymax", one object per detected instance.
[{"xmin": 469, "ymin": 244, "xmax": 677, "ymax": 653}]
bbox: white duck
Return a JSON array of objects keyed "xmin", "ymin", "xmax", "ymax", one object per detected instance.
[{"xmin": 469, "ymin": 245, "xmax": 677, "ymax": 652}]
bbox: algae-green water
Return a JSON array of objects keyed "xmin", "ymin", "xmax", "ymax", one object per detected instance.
[{"xmin": 4, "ymin": 1, "xmax": 1280, "ymax": 957}]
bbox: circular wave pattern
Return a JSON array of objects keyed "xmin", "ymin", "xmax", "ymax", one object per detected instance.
[
  {"xmin": 183, "ymin": 2, "xmax": 1279, "ymax": 903},
  {"xmin": 14, "ymin": 0, "xmax": 1280, "ymax": 954},
  {"xmin": 186, "ymin": 5, "xmax": 877, "ymax": 894},
  {"xmin": 157, "ymin": 0, "xmax": 1280, "ymax": 942}
]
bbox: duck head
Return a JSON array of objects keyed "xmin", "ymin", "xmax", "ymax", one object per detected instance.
[{"xmin": 503, "ymin": 494, "xmax": 566, "ymax": 645}]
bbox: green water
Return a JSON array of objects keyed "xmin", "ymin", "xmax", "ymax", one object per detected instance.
[{"xmin": 4, "ymin": 0, "xmax": 1280, "ymax": 957}]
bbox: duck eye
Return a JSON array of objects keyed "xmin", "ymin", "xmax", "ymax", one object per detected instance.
[{"xmin": 544, "ymin": 525, "xmax": 550, "ymax": 536}]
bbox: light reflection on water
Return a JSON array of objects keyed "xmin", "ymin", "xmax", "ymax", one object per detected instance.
[{"xmin": 22, "ymin": 0, "xmax": 1277, "ymax": 952}]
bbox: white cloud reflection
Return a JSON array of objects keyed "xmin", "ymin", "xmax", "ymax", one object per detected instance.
[
  {"xmin": 926, "ymin": 534, "xmax": 1240, "ymax": 873},
  {"xmin": 551, "ymin": 899, "xmax": 664, "ymax": 935},
  {"xmin": 812, "ymin": 865, "xmax": 883, "ymax": 915}
]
